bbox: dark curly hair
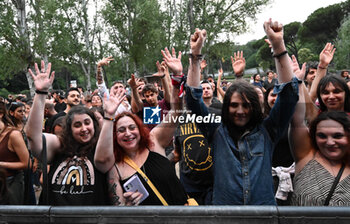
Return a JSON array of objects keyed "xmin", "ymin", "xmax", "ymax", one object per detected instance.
[{"xmin": 61, "ymin": 105, "xmax": 100, "ymax": 157}]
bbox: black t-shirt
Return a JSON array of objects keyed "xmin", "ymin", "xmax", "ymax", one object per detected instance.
[
  {"xmin": 174, "ymin": 117, "xmax": 214, "ymax": 193},
  {"xmin": 45, "ymin": 149, "xmax": 109, "ymax": 205},
  {"xmin": 263, "ymin": 78, "xmax": 278, "ymax": 90}
]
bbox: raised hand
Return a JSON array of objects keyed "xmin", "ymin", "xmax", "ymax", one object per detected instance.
[
  {"xmin": 190, "ymin": 28, "xmax": 207, "ymax": 55},
  {"xmin": 231, "ymin": 51, "xmax": 246, "ymax": 75},
  {"xmin": 161, "ymin": 47, "xmax": 183, "ymax": 75},
  {"xmin": 200, "ymin": 59, "xmax": 207, "ymax": 71},
  {"xmin": 98, "ymin": 56, "xmax": 114, "ymax": 67},
  {"xmin": 263, "ymin": 19, "xmax": 285, "ymax": 53},
  {"xmin": 161, "ymin": 61, "xmax": 170, "ymax": 77},
  {"xmin": 319, "ymin": 43, "xmax": 336, "ymax": 68},
  {"xmin": 264, "ymin": 39, "xmax": 272, "ymax": 48},
  {"xmin": 103, "ymin": 87, "xmax": 126, "ymax": 117},
  {"xmin": 28, "ymin": 60, "xmax": 55, "ymax": 91},
  {"xmin": 218, "ymin": 67, "xmax": 223, "ymax": 78},
  {"xmin": 291, "ymin": 55, "xmax": 306, "ymax": 80},
  {"xmin": 127, "ymin": 74, "xmax": 142, "ymax": 90},
  {"xmin": 153, "ymin": 61, "xmax": 167, "ymax": 77}
]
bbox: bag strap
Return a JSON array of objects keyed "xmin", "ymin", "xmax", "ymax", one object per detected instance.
[
  {"xmin": 324, "ymin": 163, "xmax": 345, "ymax": 206},
  {"xmin": 23, "ymin": 149, "xmax": 33, "ymax": 205},
  {"xmin": 41, "ymin": 134, "xmax": 48, "ymax": 205},
  {"xmin": 124, "ymin": 156, "xmax": 168, "ymax": 206}
]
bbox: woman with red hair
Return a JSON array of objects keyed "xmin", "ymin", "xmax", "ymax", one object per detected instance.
[{"xmin": 95, "ymin": 48, "xmax": 188, "ymax": 206}]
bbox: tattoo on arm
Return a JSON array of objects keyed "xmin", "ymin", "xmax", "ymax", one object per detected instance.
[{"xmin": 108, "ymin": 180, "xmax": 121, "ymax": 205}]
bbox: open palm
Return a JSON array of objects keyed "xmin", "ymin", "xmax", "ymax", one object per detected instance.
[
  {"xmin": 103, "ymin": 88, "xmax": 126, "ymax": 116},
  {"xmin": 28, "ymin": 60, "xmax": 55, "ymax": 91}
]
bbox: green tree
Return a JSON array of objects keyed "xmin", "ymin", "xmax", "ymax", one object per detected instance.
[
  {"xmin": 256, "ymin": 42, "xmax": 274, "ymax": 71},
  {"xmin": 0, "ymin": 0, "xmax": 35, "ymax": 96},
  {"xmin": 101, "ymin": 0, "xmax": 167, "ymax": 79},
  {"xmin": 186, "ymin": 0, "xmax": 271, "ymax": 76},
  {"xmin": 297, "ymin": 48, "xmax": 317, "ymax": 64},
  {"xmin": 47, "ymin": 0, "xmax": 100, "ymax": 91},
  {"xmin": 335, "ymin": 16, "xmax": 350, "ymax": 69},
  {"xmin": 298, "ymin": 2, "xmax": 348, "ymax": 54},
  {"xmin": 283, "ymin": 22, "xmax": 302, "ymax": 59}
]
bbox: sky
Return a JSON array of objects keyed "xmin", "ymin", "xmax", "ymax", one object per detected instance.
[{"xmin": 234, "ymin": 0, "xmax": 345, "ymax": 44}]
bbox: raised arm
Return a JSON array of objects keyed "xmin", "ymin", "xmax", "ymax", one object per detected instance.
[
  {"xmin": 309, "ymin": 43, "xmax": 336, "ymax": 102},
  {"xmin": 154, "ymin": 60, "xmax": 171, "ymax": 103},
  {"xmin": 150, "ymin": 48, "xmax": 184, "ymax": 153},
  {"xmin": 96, "ymin": 56, "xmax": 114, "ymax": 98},
  {"xmin": 187, "ymin": 29, "xmax": 207, "ymax": 87},
  {"xmin": 291, "ymin": 54, "xmax": 319, "ymax": 123},
  {"xmin": 94, "ymin": 88, "xmax": 126, "ymax": 173},
  {"xmin": 128, "ymin": 74, "xmax": 143, "ymax": 114},
  {"xmin": 264, "ymin": 19, "xmax": 293, "ymax": 83},
  {"xmin": 216, "ymin": 68, "xmax": 225, "ymax": 100},
  {"xmin": 25, "ymin": 61, "xmax": 61, "ymax": 162},
  {"xmin": 289, "ymin": 79, "xmax": 314, "ymax": 173}
]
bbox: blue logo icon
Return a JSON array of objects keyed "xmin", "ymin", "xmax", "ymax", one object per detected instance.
[{"xmin": 143, "ymin": 106, "xmax": 161, "ymax": 124}]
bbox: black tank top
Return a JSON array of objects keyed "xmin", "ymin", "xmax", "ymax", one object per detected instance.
[{"xmin": 119, "ymin": 151, "xmax": 187, "ymax": 205}]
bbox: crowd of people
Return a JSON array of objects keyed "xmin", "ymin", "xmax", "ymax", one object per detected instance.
[{"xmin": 0, "ymin": 19, "xmax": 349, "ymax": 206}]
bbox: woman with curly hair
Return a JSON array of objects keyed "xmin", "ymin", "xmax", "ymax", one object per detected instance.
[{"xmin": 25, "ymin": 61, "xmax": 108, "ymax": 205}]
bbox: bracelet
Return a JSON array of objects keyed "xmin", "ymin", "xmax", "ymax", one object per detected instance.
[
  {"xmin": 318, "ymin": 65, "xmax": 328, "ymax": 69},
  {"xmin": 35, "ymin": 89, "xmax": 49, "ymax": 95},
  {"xmin": 189, "ymin": 53, "xmax": 203, "ymax": 61},
  {"xmin": 104, "ymin": 116, "xmax": 115, "ymax": 122},
  {"xmin": 160, "ymin": 74, "xmax": 165, "ymax": 79},
  {"xmin": 272, "ymin": 50, "xmax": 288, "ymax": 58}
]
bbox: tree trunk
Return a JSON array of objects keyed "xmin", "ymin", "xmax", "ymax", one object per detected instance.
[
  {"xmin": 82, "ymin": 0, "xmax": 91, "ymax": 91},
  {"xmin": 187, "ymin": 0, "xmax": 194, "ymax": 32},
  {"xmin": 12, "ymin": 0, "xmax": 35, "ymax": 97}
]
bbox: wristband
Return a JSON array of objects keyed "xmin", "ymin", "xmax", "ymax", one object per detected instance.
[
  {"xmin": 189, "ymin": 54, "xmax": 203, "ymax": 61},
  {"xmin": 35, "ymin": 89, "xmax": 49, "ymax": 95},
  {"xmin": 318, "ymin": 65, "xmax": 328, "ymax": 69},
  {"xmin": 160, "ymin": 74, "xmax": 165, "ymax": 79},
  {"xmin": 272, "ymin": 50, "xmax": 288, "ymax": 58},
  {"xmin": 104, "ymin": 116, "xmax": 115, "ymax": 122}
]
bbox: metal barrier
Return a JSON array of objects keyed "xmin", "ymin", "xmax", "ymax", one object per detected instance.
[{"xmin": 0, "ymin": 206, "xmax": 350, "ymax": 224}]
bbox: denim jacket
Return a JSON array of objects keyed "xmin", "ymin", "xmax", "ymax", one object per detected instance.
[{"xmin": 185, "ymin": 77, "xmax": 299, "ymax": 205}]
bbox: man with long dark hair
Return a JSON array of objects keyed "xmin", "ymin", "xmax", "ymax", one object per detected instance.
[{"xmin": 185, "ymin": 20, "xmax": 300, "ymax": 205}]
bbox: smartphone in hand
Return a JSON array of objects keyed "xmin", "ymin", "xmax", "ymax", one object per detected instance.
[{"xmin": 123, "ymin": 174, "xmax": 149, "ymax": 203}]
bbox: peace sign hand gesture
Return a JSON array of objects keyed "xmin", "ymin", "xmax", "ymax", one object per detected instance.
[{"xmin": 28, "ymin": 60, "xmax": 55, "ymax": 92}]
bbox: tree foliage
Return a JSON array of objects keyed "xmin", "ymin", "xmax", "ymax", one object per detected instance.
[
  {"xmin": 1, "ymin": 0, "xmax": 349, "ymax": 96},
  {"xmin": 298, "ymin": 2, "xmax": 350, "ymax": 54},
  {"xmin": 334, "ymin": 15, "xmax": 350, "ymax": 69}
]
